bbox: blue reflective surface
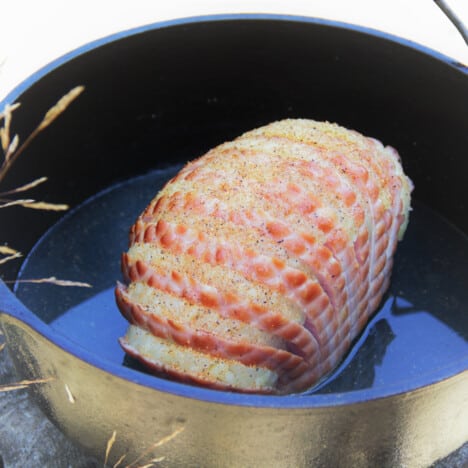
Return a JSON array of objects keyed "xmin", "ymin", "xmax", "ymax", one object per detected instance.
[
  {"xmin": 50, "ymin": 287, "xmax": 127, "ymax": 362},
  {"xmin": 15, "ymin": 168, "xmax": 468, "ymax": 397}
]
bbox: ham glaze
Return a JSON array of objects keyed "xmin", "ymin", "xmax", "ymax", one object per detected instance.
[{"xmin": 116, "ymin": 119, "xmax": 413, "ymax": 394}]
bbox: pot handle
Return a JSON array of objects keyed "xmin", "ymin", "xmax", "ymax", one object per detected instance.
[
  {"xmin": 434, "ymin": 0, "xmax": 468, "ymax": 46},
  {"xmin": 433, "ymin": 0, "xmax": 468, "ymax": 73}
]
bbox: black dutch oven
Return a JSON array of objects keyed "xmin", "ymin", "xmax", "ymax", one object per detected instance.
[{"xmin": 0, "ymin": 15, "xmax": 467, "ymax": 467}]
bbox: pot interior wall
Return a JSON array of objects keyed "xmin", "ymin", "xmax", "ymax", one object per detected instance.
[{"xmin": 1, "ymin": 17, "xmax": 467, "ymax": 282}]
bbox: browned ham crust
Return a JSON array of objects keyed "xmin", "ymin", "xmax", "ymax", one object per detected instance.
[{"xmin": 116, "ymin": 119, "xmax": 413, "ymax": 394}]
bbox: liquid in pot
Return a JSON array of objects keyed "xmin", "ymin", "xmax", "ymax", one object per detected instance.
[{"xmin": 14, "ymin": 167, "xmax": 468, "ymax": 397}]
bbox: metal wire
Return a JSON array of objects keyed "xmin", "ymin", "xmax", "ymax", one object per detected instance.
[{"xmin": 434, "ymin": 0, "xmax": 468, "ymax": 46}]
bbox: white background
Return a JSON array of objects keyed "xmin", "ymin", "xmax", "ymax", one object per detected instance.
[{"xmin": 0, "ymin": 0, "xmax": 467, "ymax": 102}]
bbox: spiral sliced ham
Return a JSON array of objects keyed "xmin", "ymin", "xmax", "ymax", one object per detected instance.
[{"xmin": 116, "ymin": 119, "xmax": 413, "ymax": 394}]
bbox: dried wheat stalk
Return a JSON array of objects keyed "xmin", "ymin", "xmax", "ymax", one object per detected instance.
[
  {"xmin": 0, "ymin": 86, "xmax": 84, "ymax": 185},
  {"xmin": 105, "ymin": 427, "xmax": 185, "ymax": 468},
  {"xmin": 0, "ymin": 88, "xmax": 94, "ymax": 404},
  {"xmin": 0, "ymin": 86, "xmax": 85, "ymax": 269},
  {"xmin": 5, "ymin": 276, "xmax": 92, "ymax": 288},
  {"xmin": 0, "ymin": 377, "xmax": 54, "ymax": 393}
]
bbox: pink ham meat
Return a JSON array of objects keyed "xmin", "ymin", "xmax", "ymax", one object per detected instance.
[{"xmin": 116, "ymin": 119, "xmax": 413, "ymax": 394}]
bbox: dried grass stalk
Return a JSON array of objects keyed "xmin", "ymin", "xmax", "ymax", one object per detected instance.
[
  {"xmin": 19, "ymin": 201, "xmax": 69, "ymax": 211},
  {"xmin": 0, "ymin": 103, "xmax": 20, "ymax": 152},
  {"xmin": 0, "ymin": 252, "xmax": 22, "ymax": 265},
  {"xmin": 107, "ymin": 426, "xmax": 184, "ymax": 468},
  {"xmin": 0, "ymin": 127, "xmax": 8, "ymax": 152},
  {"xmin": 105, "ymin": 430, "xmax": 118, "ymax": 467},
  {"xmin": 0, "ymin": 176, "xmax": 47, "ymax": 195},
  {"xmin": 126, "ymin": 427, "xmax": 185, "ymax": 467},
  {"xmin": 149, "ymin": 457, "xmax": 166, "ymax": 464},
  {"xmin": 0, "ymin": 245, "xmax": 22, "ymax": 264},
  {"xmin": 5, "ymin": 134, "xmax": 19, "ymax": 160},
  {"xmin": 0, "ymin": 102, "xmax": 21, "ymax": 123},
  {"xmin": 146, "ymin": 427, "xmax": 185, "ymax": 451},
  {"xmin": 12, "ymin": 276, "xmax": 92, "ymax": 288},
  {"xmin": 0, "ymin": 198, "xmax": 36, "ymax": 208},
  {"xmin": 0, "ymin": 245, "xmax": 20, "ymax": 255},
  {"xmin": 0, "ymin": 198, "xmax": 68, "ymax": 211},
  {"xmin": 64, "ymin": 383, "xmax": 76, "ymax": 404},
  {"xmin": 140, "ymin": 457, "xmax": 166, "ymax": 467},
  {"xmin": 38, "ymin": 86, "xmax": 84, "ymax": 131},
  {"xmin": 113, "ymin": 454, "xmax": 127, "ymax": 468},
  {"xmin": 0, "ymin": 87, "xmax": 85, "ymax": 271},
  {"xmin": 0, "ymin": 86, "xmax": 84, "ymax": 185},
  {"xmin": 0, "ymin": 377, "xmax": 54, "ymax": 393}
]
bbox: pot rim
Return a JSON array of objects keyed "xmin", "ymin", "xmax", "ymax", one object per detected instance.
[
  {"xmin": 0, "ymin": 13, "xmax": 466, "ymax": 409},
  {"xmin": 1, "ymin": 12, "xmax": 467, "ymax": 107}
]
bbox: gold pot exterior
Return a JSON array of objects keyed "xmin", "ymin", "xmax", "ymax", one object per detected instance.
[{"xmin": 1, "ymin": 312, "xmax": 467, "ymax": 467}]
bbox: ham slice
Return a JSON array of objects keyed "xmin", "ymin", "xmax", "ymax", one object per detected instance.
[{"xmin": 116, "ymin": 119, "xmax": 413, "ymax": 394}]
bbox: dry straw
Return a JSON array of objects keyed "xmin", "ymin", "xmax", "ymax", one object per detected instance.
[
  {"xmin": 0, "ymin": 85, "xmax": 91, "ymax": 290},
  {"xmin": 0, "ymin": 329, "xmax": 55, "ymax": 393},
  {"xmin": 0, "ymin": 87, "xmax": 91, "ymax": 397},
  {"xmin": 0, "ymin": 377, "xmax": 54, "ymax": 393},
  {"xmin": 105, "ymin": 427, "xmax": 185, "ymax": 468},
  {"xmin": 0, "ymin": 86, "xmax": 85, "ymax": 240},
  {"xmin": 0, "ymin": 86, "xmax": 84, "ymax": 186}
]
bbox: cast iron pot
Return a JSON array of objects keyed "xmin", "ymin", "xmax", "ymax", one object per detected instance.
[{"xmin": 0, "ymin": 15, "xmax": 467, "ymax": 467}]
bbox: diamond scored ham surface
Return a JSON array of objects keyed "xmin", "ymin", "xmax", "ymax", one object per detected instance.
[{"xmin": 116, "ymin": 119, "xmax": 413, "ymax": 394}]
